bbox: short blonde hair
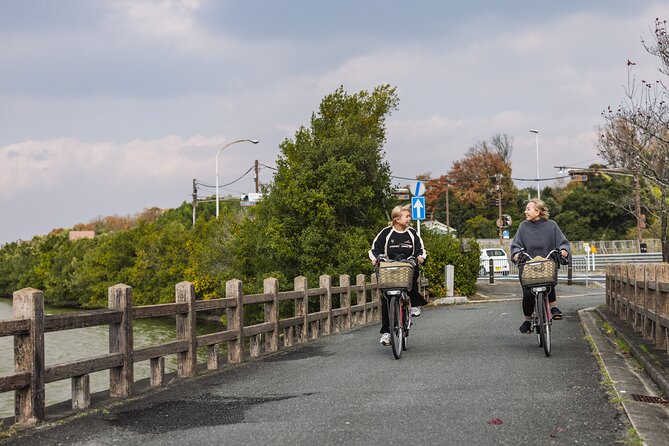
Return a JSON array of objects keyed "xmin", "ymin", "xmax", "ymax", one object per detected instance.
[
  {"xmin": 528, "ymin": 198, "xmax": 550, "ymax": 220},
  {"xmin": 389, "ymin": 204, "xmax": 411, "ymax": 226}
]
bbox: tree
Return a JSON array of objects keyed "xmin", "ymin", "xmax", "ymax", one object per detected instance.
[
  {"xmin": 598, "ymin": 18, "xmax": 669, "ymax": 260},
  {"xmin": 233, "ymin": 85, "xmax": 398, "ymax": 286}
]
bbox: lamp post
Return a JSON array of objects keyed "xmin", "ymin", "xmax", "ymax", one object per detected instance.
[
  {"xmin": 530, "ymin": 129, "xmax": 540, "ymax": 199},
  {"xmin": 216, "ymin": 139, "xmax": 259, "ymax": 218}
]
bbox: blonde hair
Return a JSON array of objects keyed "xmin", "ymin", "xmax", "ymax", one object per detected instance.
[
  {"xmin": 389, "ymin": 204, "xmax": 411, "ymax": 226},
  {"xmin": 528, "ymin": 198, "xmax": 550, "ymax": 220}
]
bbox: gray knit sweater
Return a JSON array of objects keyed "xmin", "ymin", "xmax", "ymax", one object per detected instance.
[{"xmin": 510, "ymin": 219, "xmax": 570, "ymax": 262}]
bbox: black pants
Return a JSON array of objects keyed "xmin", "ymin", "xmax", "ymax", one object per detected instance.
[{"xmin": 522, "ymin": 286, "xmax": 556, "ymax": 317}]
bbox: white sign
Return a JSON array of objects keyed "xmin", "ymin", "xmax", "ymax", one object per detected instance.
[{"xmin": 410, "ymin": 181, "xmax": 425, "ymax": 197}]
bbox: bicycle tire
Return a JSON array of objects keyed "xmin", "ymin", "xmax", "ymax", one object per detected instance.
[
  {"xmin": 539, "ymin": 294, "xmax": 551, "ymax": 357},
  {"xmin": 535, "ymin": 296, "xmax": 542, "ymax": 347},
  {"xmin": 389, "ymin": 295, "xmax": 403, "ymax": 359},
  {"xmin": 402, "ymin": 297, "xmax": 409, "ymax": 351}
]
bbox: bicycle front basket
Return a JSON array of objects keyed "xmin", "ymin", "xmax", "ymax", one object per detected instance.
[
  {"xmin": 377, "ymin": 261, "xmax": 414, "ymax": 290},
  {"xmin": 519, "ymin": 257, "xmax": 557, "ymax": 287}
]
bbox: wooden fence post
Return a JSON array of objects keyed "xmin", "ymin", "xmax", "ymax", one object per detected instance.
[
  {"xmin": 356, "ymin": 274, "xmax": 367, "ymax": 326},
  {"xmin": 108, "ymin": 284, "xmax": 133, "ymax": 398},
  {"xmin": 226, "ymin": 279, "xmax": 244, "ymax": 363},
  {"xmin": 176, "ymin": 281, "xmax": 196, "ymax": 378},
  {"xmin": 644, "ymin": 264, "xmax": 656, "ymax": 339},
  {"xmin": 339, "ymin": 274, "xmax": 351, "ymax": 330},
  {"xmin": 71, "ymin": 375, "xmax": 90, "ymax": 410},
  {"xmin": 320, "ymin": 275, "xmax": 332, "ymax": 336},
  {"xmin": 656, "ymin": 264, "xmax": 669, "ymax": 349},
  {"xmin": 13, "ymin": 288, "xmax": 45, "ymax": 425},
  {"xmin": 264, "ymin": 277, "xmax": 279, "ymax": 352},
  {"xmin": 295, "ymin": 276, "xmax": 308, "ymax": 343},
  {"xmin": 370, "ymin": 273, "xmax": 381, "ymax": 323},
  {"xmin": 633, "ymin": 265, "xmax": 643, "ymax": 331}
]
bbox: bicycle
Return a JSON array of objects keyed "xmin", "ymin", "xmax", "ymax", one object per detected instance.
[
  {"xmin": 375, "ymin": 256, "xmax": 416, "ymax": 359},
  {"xmin": 517, "ymin": 249, "xmax": 561, "ymax": 357}
]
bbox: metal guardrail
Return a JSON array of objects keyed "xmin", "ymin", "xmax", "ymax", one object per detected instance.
[{"xmin": 480, "ymin": 252, "xmax": 665, "ymax": 278}]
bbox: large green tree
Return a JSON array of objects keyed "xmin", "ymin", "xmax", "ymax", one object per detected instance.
[{"xmin": 234, "ymin": 85, "xmax": 398, "ymax": 286}]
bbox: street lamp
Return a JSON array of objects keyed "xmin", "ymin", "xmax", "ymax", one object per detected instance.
[
  {"xmin": 216, "ymin": 139, "xmax": 259, "ymax": 218},
  {"xmin": 530, "ymin": 129, "xmax": 540, "ymax": 199}
]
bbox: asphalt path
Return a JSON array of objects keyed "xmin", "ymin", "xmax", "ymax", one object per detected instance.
[{"xmin": 1, "ymin": 286, "xmax": 630, "ymax": 445}]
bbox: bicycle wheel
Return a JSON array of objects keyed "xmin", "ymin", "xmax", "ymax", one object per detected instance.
[
  {"xmin": 538, "ymin": 294, "xmax": 551, "ymax": 357},
  {"xmin": 533, "ymin": 296, "xmax": 542, "ymax": 347},
  {"xmin": 402, "ymin": 300, "xmax": 409, "ymax": 351},
  {"xmin": 389, "ymin": 295, "xmax": 403, "ymax": 359}
]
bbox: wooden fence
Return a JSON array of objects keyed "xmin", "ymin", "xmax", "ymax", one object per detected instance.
[
  {"xmin": 606, "ymin": 263, "xmax": 669, "ymax": 351},
  {"xmin": 0, "ymin": 274, "xmax": 382, "ymax": 426}
]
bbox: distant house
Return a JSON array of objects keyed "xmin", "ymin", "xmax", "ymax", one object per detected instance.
[
  {"xmin": 68, "ymin": 231, "xmax": 95, "ymax": 241},
  {"xmin": 422, "ymin": 220, "xmax": 456, "ymax": 235}
]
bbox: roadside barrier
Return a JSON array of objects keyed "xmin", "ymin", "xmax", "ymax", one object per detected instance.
[
  {"xmin": 0, "ymin": 274, "xmax": 382, "ymax": 427},
  {"xmin": 606, "ymin": 264, "xmax": 669, "ymax": 354}
]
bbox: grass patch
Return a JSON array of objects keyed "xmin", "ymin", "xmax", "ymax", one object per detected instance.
[
  {"xmin": 624, "ymin": 427, "xmax": 643, "ymax": 446},
  {"xmin": 614, "ymin": 337, "xmax": 631, "ymax": 354},
  {"xmin": 602, "ymin": 321, "xmax": 615, "ymax": 336},
  {"xmin": 584, "ymin": 334, "xmax": 620, "ymax": 405}
]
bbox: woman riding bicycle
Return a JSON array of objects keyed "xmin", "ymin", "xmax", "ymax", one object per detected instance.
[
  {"xmin": 510, "ymin": 198, "xmax": 570, "ymax": 334},
  {"xmin": 369, "ymin": 204, "xmax": 427, "ymax": 345}
]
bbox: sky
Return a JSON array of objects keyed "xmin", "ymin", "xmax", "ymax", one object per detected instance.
[{"xmin": 1, "ymin": 0, "xmax": 666, "ymax": 245}]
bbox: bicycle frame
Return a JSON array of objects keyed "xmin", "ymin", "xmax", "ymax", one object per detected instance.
[
  {"xmin": 375, "ymin": 257, "xmax": 416, "ymax": 360},
  {"xmin": 517, "ymin": 248, "xmax": 562, "ymax": 358},
  {"xmin": 383, "ymin": 289, "xmax": 411, "ymax": 359},
  {"xmin": 529, "ymin": 285, "xmax": 552, "ymax": 357}
]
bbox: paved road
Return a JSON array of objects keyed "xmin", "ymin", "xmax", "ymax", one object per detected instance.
[{"xmin": 1, "ymin": 286, "xmax": 630, "ymax": 445}]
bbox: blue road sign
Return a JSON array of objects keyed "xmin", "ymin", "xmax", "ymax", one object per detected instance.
[{"xmin": 411, "ymin": 196, "xmax": 426, "ymax": 220}]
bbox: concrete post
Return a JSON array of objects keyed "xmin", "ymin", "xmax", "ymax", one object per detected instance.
[{"xmin": 445, "ymin": 265, "xmax": 454, "ymax": 298}]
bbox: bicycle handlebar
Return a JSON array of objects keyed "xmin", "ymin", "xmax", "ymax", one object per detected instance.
[{"xmin": 516, "ymin": 248, "xmax": 563, "ymax": 264}]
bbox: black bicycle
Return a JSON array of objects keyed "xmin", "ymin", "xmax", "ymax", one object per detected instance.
[
  {"xmin": 518, "ymin": 249, "xmax": 560, "ymax": 357},
  {"xmin": 375, "ymin": 256, "xmax": 416, "ymax": 359}
]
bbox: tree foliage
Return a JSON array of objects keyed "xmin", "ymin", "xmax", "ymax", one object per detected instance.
[
  {"xmin": 598, "ymin": 18, "xmax": 669, "ymax": 260},
  {"xmin": 233, "ymin": 85, "xmax": 398, "ymax": 287}
]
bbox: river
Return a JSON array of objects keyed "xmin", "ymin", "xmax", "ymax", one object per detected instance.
[{"xmin": 0, "ymin": 297, "xmax": 225, "ymax": 419}]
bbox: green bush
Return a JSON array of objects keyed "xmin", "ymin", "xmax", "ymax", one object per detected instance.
[{"xmin": 421, "ymin": 230, "xmax": 480, "ymax": 297}]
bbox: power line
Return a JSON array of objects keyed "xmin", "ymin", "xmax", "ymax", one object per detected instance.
[{"xmin": 196, "ymin": 165, "xmax": 255, "ymax": 189}]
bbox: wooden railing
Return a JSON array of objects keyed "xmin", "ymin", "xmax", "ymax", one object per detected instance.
[
  {"xmin": 605, "ymin": 264, "xmax": 669, "ymax": 352},
  {"xmin": 0, "ymin": 274, "xmax": 382, "ymax": 426}
]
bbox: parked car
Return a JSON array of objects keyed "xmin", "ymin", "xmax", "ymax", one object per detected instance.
[{"xmin": 480, "ymin": 248, "xmax": 510, "ymax": 276}]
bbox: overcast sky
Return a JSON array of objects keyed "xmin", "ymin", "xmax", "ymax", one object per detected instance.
[{"xmin": 1, "ymin": 0, "xmax": 666, "ymax": 245}]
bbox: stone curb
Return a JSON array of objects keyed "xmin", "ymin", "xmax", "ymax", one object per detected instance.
[
  {"xmin": 595, "ymin": 306, "xmax": 669, "ymax": 399},
  {"xmin": 428, "ymin": 296, "xmax": 469, "ymax": 306}
]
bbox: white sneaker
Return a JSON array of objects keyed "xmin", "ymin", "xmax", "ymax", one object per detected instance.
[
  {"xmin": 379, "ymin": 333, "xmax": 391, "ymax": 345},
  {"xmin": 411, "ymin": 307, "xmax": 421, "ymax": 317}
]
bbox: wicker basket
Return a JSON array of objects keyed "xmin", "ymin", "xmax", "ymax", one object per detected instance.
[
  {"xmin": 519, "ymin": 257, "xmax": 558, "ymax": 287},
  {"xmin": 376, "ymin": 261, "xmax": 414, "ymax": 290}
]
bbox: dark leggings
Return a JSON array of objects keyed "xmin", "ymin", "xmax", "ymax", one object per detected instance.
[{"xmin": 522, "ymin": 286, "xmax": 556, "ymax": 317}]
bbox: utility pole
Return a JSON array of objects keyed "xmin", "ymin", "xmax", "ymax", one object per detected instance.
[
  {"xmin": 254, "ymin": 159, "xmax": 260, "ymax": 194},
  {"xmin": 192, "ymin": 179, "xmax": 197, "ymax": 227},
  {"xmin": 496, "ymin": 174, "xmax": 503, "ymax": 245},
  {"xmin": 445, "ymin": 180, "xmax": 450, "ymax": 230}
]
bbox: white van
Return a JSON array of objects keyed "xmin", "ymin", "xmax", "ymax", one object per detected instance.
[{"xmin": 479, "ymin": 248, "xmax": 510, "ymax": 276}]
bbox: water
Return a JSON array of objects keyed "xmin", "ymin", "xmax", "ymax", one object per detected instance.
[{"xmin": 0, "ymin": 298, "xmax": 225, "ymax": 419}]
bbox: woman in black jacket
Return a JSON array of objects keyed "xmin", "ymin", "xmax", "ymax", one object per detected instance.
[{"xmin": 369, "ymin": 204, "xmax": 427, "ymax": 346}]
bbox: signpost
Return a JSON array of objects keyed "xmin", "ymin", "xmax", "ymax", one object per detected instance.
[
  {"xmin": 411, "ymin": 196, "xmax": 426, "ymax": 220},
  {"xmin": 410, "ymin": 180, "xmax": 426, "ymax": 235}
]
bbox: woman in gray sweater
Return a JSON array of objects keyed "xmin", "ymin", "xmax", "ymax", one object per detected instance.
[{"xmin": 510, "ymin": 198, "xmax": 570, "ymax": 333}]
